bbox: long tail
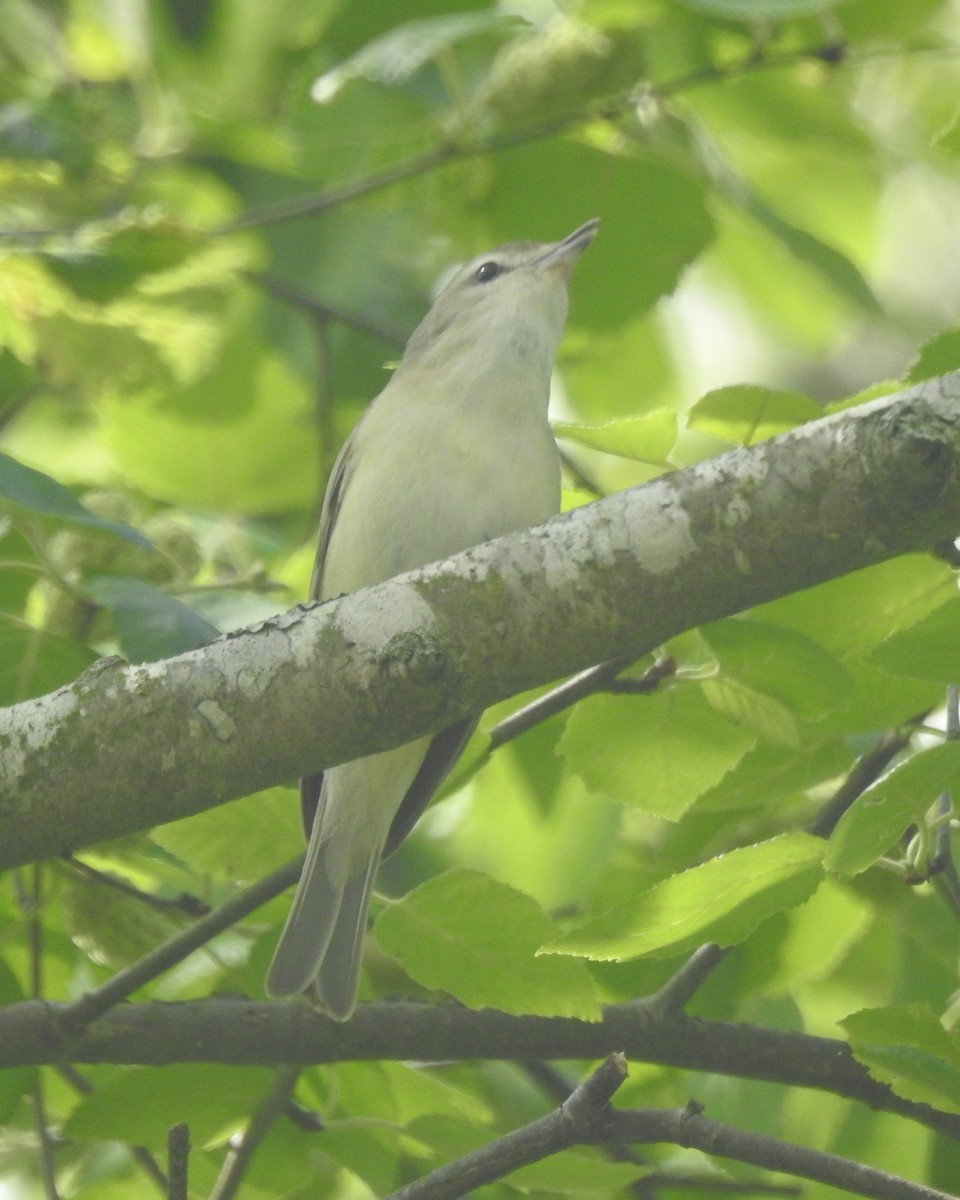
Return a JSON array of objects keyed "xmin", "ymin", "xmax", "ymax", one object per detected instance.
[{"xmin": 265, "ymin": 793, "xmax": 380, "ymax": 1021}]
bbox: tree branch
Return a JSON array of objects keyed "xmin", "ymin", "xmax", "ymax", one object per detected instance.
[
  {"xmin": 599, "ymin": 1106, "xmax": 955, "ymax": 1200},
  {"xmin": 385, "ymin": 1053, "xmax": 629, "ymax": 1200},
  {"xmin": 2, "ymin": 376, "xmax": 960, "ymax": 868},
  {"xmin": 383, "ymin": 1056, "xmax": 955, "ymax": 1200},
  {"xmin": 3, "ymin": 998, "xmax": 959, "ymax": 1140}
]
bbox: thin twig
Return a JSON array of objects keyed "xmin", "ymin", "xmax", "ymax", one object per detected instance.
[
  {"xmin": 250, "ymin": 271, "xmax": 408, "ymax": 346},
  {"xmin": 209, "ymin": 1065, "xmax": 301, "ymax": 1200},
  {"xmin": 647, "ymin": 945, "xmax": 726, "ymax": 1015},
  {"xmin": 929, "ymin": 686, "xmax": 960, "ymax": 916},
  {"xmin": 634, "ymin": 1174, "xmax": 800, "ymax": 1198},
  {"xmin": 31, "ymin": 1081, "xmax": 61, "ymax": 1200},
  {"xmin": 167, "ymin": 1123, "xmax": 189, "ymax": 1200},
  {"xmin": 62, "ymin": 856, "xmax": 211, "ymax": 918},
  {"xmin": 63, "ymin": 856, "xmax": 304, "ymax": 1026},
  {"xmin": 16, "ymin": 868, "xmax": 62, "ymax": 1199},
  {"xmin": 215, "ymin": 42, "xmax": 854, "ymax": 235},
  {"xmin": 488, "ymin": 656, "xmax": 673, "ymax": 749},
  {"xmin": 807, "ymin": 725, "xmax": 918, "ymax": 838},
  {"xmin": 385, "ymin": 1054, "xmax": 629, "ymax": 1200}
]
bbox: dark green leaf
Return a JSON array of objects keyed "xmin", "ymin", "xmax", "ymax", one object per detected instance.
[
  {"xmin": 83, "ymin": 576, "xmax": 219, "ymax": 662},
  {"xmin": 0, "ymin": 453, "xmax": 152, "ymax": 549}
]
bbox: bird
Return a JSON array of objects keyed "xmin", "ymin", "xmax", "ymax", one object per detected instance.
[{"xmin": 266, "ymin": 218, "xmax": 599, "ymax": 1019}]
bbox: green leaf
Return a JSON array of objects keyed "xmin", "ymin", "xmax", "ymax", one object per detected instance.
[
  {"xmin": 676, "ymin": 0, "xmax": 841, "ymax": 14},
  {"xmin": 375, "ymin": 869, "xmax": 601, "ymax": 1018},
  {"xmin": 0, "ymin": 348, "xmax": 37, "ymax": 415},
  {"xmin": 701, "ymin": 676, "xmax": 801, "ymax": 746},
  {"xmin": 696, "ymin": 738, "xmax": 854, "ymax": 813},
  {"xmin": 546, "ymin": 832, "xmax": 824, "ymax": 961},
  {"xmin": 97, "ymin": 349, "xmax": 319, "ymax": 514},
  {"xmin": 83, "ymin": 576, "xmax": 219, "ymax": 662},
  {"xmin": 553, "ymin": 412, "xmax": 677, "ymax": 464},
  {"xmin": 710, "ymin": 160, "xmax": 881, "ymax": 314},
  {"xmin": 64, "ymin": 1064, "xmax": 277, "ymax": 1150},
  {"xmin": 752, "ymin": 556, "xmax": 956, "ymax": 661},
  {"xmin": 62, "ymin": 867, "xmax": 185, "ymax": 970},
  {"xmin": 906, "ymin": 329, "xmax": 960, "ymax": 383},
  {"xmin": 559, "ymin": 687, "xmax": 756, "ymax": 820},
  {"xmin": 42, "ymin": 221, "xmax": 205, "ymax": 303},
  {"xmin": 842, "ymin": 1005, "xmax": 960, "ymax": 1113},
  {"xmin": 311, "ymin": 11, "xmax": 518, "ymax": 102},
  {"xmin": 687, "ymin": 385, "xmax": 821, "ymax": 445},
  {"xmin": 0, "ymin": 452, "xmax": 152, "ymax": 549},
  {"xmin": 152, "ymin": 787, "xmax": 302, "ymax": 880},
  {"xmin": 702, "ymin": 618, "xmax": 854, "ymax": 721},
  {"xmin": 870, "ymin": 599, "xmax": 960, "ymax": 683},
  {"xmin": 489, "ymin": 141, "xmax": 714, "ymax": 329},
  {"xmin": 825, "ymin": 742, "xmax": 960, "ymax": 877},
  {"xmin": 509, "ymin": 1152, "xmax": 647, "ymax": 1194},
  {"xmin": 0, "ymin": 618, "xmax": 98, "ymax": 703}
]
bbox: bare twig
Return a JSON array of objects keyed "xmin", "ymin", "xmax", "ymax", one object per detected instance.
[
  {"xmin": 250, "ymin": 271, "xmax": 408, "ymax": 347},
  {"xmin": 31, "ymin": 1081, "xmax": 61, "ymax": 1200},
  {"xmin": 385, "ymin": 1053, "xmax": 629, "ymax": 1200},
  {"xmin": 216, "ymin": 42, "xmax": 852, "ymax": 235},
  {"xmin": 647, "ymin": 944, "xmax": 726, "ymax": 1015},
  {"xmin": 63, "ymin": 856, "xmax": 304, "ymax": 1026},
  {"xmin": 62, "ymin": 856, "xmax": 211, "ymax": 918},
  {"xmin": 209, "ymin": 1065, "xmax": 301, "ymax": 1200},
  {"xmin": 488, "ymin": 657, "xmax": 673, "ymax": 751},
  {"xmin": 167, "ymin": 1123, "xmax": 189, "ymax": 1200},
  {"xmin": 807, "ymin": 725, "xmax": 918, "ymax": 838},
  {"xmin": 930, "ymin": 686, "xmax": 960, "ymax": 915}
]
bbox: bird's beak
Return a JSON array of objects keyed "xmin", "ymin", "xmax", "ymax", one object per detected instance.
[{"xmin": 535, "ymin": 218, "xmax": 601, "ymax": 276}]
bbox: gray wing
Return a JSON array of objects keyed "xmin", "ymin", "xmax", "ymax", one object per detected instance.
[
  {"xmin": 298, "ymin": 434, "xmax": 359, "ymax": 837},
  {"xmin": 310, "ymin": 434, "xmax": 356, "ymax": 601},
  {"xmin": 383, "ymin": 716, "xmax": 479, "ymax": 858}
]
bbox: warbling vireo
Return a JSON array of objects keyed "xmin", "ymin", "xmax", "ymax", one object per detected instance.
[{"xmin": 266, "ymin": 218, "xmax": 599, "ymax": 1018}]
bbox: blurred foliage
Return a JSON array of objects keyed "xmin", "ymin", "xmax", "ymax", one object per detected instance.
[{"xmin": 3, "ymin": 0, "xmax": 960, "ymax": 1196}]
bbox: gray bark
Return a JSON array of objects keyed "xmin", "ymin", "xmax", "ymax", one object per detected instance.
[{"xmin": 1, "ymin": 373, "xmax": 958, "ymax": 869}]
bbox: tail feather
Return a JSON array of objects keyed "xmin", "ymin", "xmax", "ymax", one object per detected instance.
[
  {"xmin": 312, "ymin": 858, "xmax": 379, "ymax": 1020},
  {"xmin": 267, "ymin": 742, "xmax": 427, "ymax": 1014},
  {"xmin": 265, "ymin": 834, "xmax": 342, "ymax": 999}
]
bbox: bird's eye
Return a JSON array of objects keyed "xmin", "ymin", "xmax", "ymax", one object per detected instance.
[{"xmin": 474, "ymin": 261, "xmax": 501, "ymax": 284}]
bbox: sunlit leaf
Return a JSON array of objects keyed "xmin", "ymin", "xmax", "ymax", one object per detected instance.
[
  {"xmin": 825, "ymin": 742, "xmax": 960, "ymax": 877},
  {"xmin": 687, "ymin": 385, "xmax": 821, "ymax": 445},
  {"xmin": 546, "ymin": 832, "xmax": 824, "ymax": 961},
  {"xmin": 375, "ymin": 869, "xmax": 601, "ymax": 1018},
  {"xmin": 559, "ymin": 686, "xmax": 756, "ymax": 820},
  {"xmin": 842, "ymin": 1005, "xmax": 960, "ymax": 1113},
  {"xmin": 554, "ymin": 412, "xmax": 677, "ymax": 464}
]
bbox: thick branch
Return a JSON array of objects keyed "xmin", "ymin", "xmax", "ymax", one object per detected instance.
[
  {"xmin": 3, "ymin": 998, "xmax": 959, "ymax": 1140},
  {"xmin": 2, "ymin": 376, "xmax": 959, "ymax": 867}
]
